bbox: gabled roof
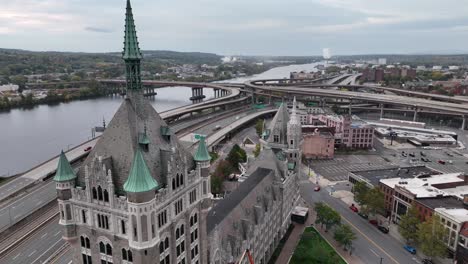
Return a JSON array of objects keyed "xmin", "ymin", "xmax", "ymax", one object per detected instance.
[
  {"xmin": 53, "ymin": 151, "xmax": 76, "ymax": 182},
  {"xmin": 194, "ymin": 136, "xmax": 211, "ymax": 162},
  {"xmin": 266, "ymin": 102, "xmax": 289, "ymax": 144},
  {"xmin": 122, "ymin": 0, "xmax": 142, "ymax": 60},
  {"xmin": 124, "ymin": 147, "xmax": 159, "ymax": 193}
]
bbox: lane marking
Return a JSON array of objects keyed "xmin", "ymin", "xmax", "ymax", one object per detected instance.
[
  {"xmin": 323, "ymin": 201, "xmax": 399, "ymax": 264},
  {"xmin": 30, "ymin": 238, "xmax": 63, "ymax": 264},
  {"xmin": 370, "ymin": 248, "xmax": 379, "ymax": 257},
  {"xmin": 28, "ymin": 250, "xmax": 37, "ymax": 257},
  {"xmin": 54, "ymin": 231, "xmax": 61, "ymax": 236},
  {"xmin": 12, "ymin": 253, "xmax": 21, "ymax": 260},
  {"xmin": 41, "ymin": 232, "xmax": 48, "ymax": 239}
]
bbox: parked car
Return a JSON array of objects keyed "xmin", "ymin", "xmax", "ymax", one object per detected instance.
[
  {"xmin": 403, "ymin": 245, "xmax": 416, "ymax": 254},
  {"xmin": 314, "ymin": 186, "xmax": 320, "ymax": 192},
  {"xmin": 349, "ymin": 204, "xmax": 358, "ymax": 213},
  {"xmin": 377, "ymin": 226, "xmax": 389, "ymax": 233},
  {"xmin": 409, "ymin": 153, "xmax": 415, "ymax": 157},
  {"xmin": 357, "ymin": 212, "xmax": 368, "ymax": 219},
  {"xmin": 369, "ymin": 219, "xmax": 378, "ymax": 226},
  {"xmin": 84, "ymin": 146, "xmax": 92, "ymax": 152},
  {"xmin": 422, "ymin": 259, "xmax": 433, "ymax": 264},
  {"xmin": 420, "ymin": 151, "xmax": 426, "ymax": 157},
  {"xmin": 438, "ymin": 160, "xmax": 446, "ymax": 165}
]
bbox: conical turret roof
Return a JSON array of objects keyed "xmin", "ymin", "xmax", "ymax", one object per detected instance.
[
  {"xmin": 124, "ymin": 147, "xmax": 159, "ymax": 193},
  {"xmin": 122, "ymin": 0, "xmax": 142, "ymax": 60},
  {"xmin": 194, "ymin": 136, "xmax": 211, "ymax": 162},
  {"xmin": 53, "ymin": 151, "xmax": 76, "ymax": 182}
]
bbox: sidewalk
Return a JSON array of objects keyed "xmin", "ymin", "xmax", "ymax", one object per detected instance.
[{"xmin": 275, "ymin": 200, "xmax": 362, "ymax": 264}]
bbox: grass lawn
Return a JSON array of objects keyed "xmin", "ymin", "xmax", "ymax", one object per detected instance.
[{"xmin": 290, "ymin": 227, "xmax": 347, "ymax": 264}]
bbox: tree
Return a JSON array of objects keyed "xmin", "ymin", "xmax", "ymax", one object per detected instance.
[
  {"xmin": 353, "ymin": 181, "xmax": 369, "ymax": 206},
  {"xmin": 398, "ymin": 206, "xmax": 420, "ymax": 244},
  {"xmin": 226, "ymin": 144, "xmax": 246, "ymax": 170},
  {"xmin": 210, "ymin": 174, "xmax": 223, "ymax": 194},
  {"xmin": 363, "ymin": 188, "xmax": 385, "ymax": 216},
  {"xmin": 213, "ymin": 160, "xmax": 232, "ymax": 180},
  {"xmin": 253, "ymin": 144, "xmax": 261, "ymax": 157},
  {"xmin": 314, "ymin": 202, "xmax": 341, "ymax": 232},
  {"xmin": 418, "ymin": 215, "xmax": 447, "ymax": 260},
  {"xmin": 334, "ymin": 224, "xmax": 357, "ymax": 251},
  {"xmin": 255, "ymin": 119, "xmax": 263, "ymax": 137}
]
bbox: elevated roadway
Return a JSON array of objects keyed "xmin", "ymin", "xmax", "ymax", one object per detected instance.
[
  {"xmin": 245, "ymin": 80, "xmax": 468, "ymax": 116},
  {"xmin": 250, "ymin": 78, "xmax": 468, "ymax": 104}
]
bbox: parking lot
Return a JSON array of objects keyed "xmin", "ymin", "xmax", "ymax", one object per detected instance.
[{"xmin": 309, "ymin": 154, "xmax": 397, "ymax": 181}]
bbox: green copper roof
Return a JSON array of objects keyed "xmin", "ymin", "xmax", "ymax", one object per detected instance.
[
  {"xmin": 53, "ymin": 151, "xmax": 76, "ymax": 182},
  {"xmin": 160, "ymin": 126, "xmax": 171, "ymax": 136},
  {"xmin": 194, "ymin": 136, "xmax": 211, "ymax": 162},
  {"xmin": 124, "ymin": 148, "xmax": 159, "ymax": 193},
  {"xmin": 122, "ymin": 0, "xmax": 142, "ymax": 60},
  {"xmin": 138, "ymin": 132, "xmax": 150, "ymax": 145}
]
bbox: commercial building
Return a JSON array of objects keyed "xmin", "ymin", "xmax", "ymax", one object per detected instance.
[
  {"xmin": 435, "ymin": 208, "xmax": 468, "ymax": 253},
  {"xmin": 316, "ymin": 115, "xmax": 374, "ymax": 149},
  {"xmin": 302, "ymin": 130, "xmax": 334, "ymax": 159}
]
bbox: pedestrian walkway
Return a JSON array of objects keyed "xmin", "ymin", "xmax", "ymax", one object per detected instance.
[{"xmin": 275, "ymin": 200, "xmax": 362, "ymax": 264}]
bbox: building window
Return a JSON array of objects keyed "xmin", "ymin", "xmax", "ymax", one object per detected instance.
[
  {"xmin": 104, "ymin": 190, "xmax": 109, "ymax": 203},
  {"xmin": 99, "ymin": 242, "xmax": 113, "ymax": 264},
  {"xmin": 273, "ymin": 135, "xmax": 279, "ymax": 143},
  {"xmin": 122, "ymin": 248, "xmax": 133, "ymax": 263},
  {"xmin": 174, "ymin": 199, "xmax": 183, "ymax": 216},
  {"xmin": 189, "ymin": 189, "xmax": 197, "ymax": 204},
  {"xmin": 160, "ymin": 237, "xmax": 170, "ymax": 264},
  {"xmin": 81, "ymin": 236, "xmax": 92, "ymax": 264},
  {"xmin": 82, "ymin": 210, "xmax": 87, "ymax": 224},
  {"xmin": 173, "ymin": 174, "xmax": 185, "ymax": 190},
  {"xmin": 121, "ymin": 220, "xmax": 126, "ymax": 235},
  {"xmin": 158, "ymin": 210, "xmax": 168, "ymax": 228},
  {"xmin": 97, "ymin": 214, "xmax": 110, "ymax": 230}
]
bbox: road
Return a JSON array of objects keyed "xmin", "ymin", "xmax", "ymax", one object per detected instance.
[
  {"xmin": 299, "ymin": 176, "xmax": 422, "ymax": 264},
  {"xmin": 1, "ymin": 217, "xmax": 64, "ymax": 264},
  {"xmin": 0, "ymin": 138, "xmax": 98, "ymax": 203},
  {"xmin": 0, "ymin": 181, "xmax": 56, "ymax": 232}
]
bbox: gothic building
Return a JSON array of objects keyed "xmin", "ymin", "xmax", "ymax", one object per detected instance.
[{"xmin": 53, "ymin": 1, "xmax": 302, "ymax": 264}]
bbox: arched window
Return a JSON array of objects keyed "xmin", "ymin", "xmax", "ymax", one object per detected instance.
[
  {"xmin": 176, "ymin": 175, "xmax": 180, "ymax": 188},
  {"xmin": 176, "ymin": 229, "xmax": 180, "ymax": 239},
  {"xmin": 194, "ymin": 213, "xmax": 198, "ymax": 224},
  {"xmin": 180, "ymin": 224, "xmax": 184, "ymax": 236},
  {"xmin": 98, "ymin": 186, "xmax": 103, "ymax": 201},
  {"xmin": 80, "ymin": 236, "xmax": 85, "ymax": 247},
  {"xmin": 106, "ymin": 244, "xmax": 112, "ymax": 256},
  {"xmin": 86, "ymin": 237, "xmax": 90, "ymax": 249},
  {"xmin": 172, "ymin": 178, "xmax": 176, "ymax": 190},
  {"xmin": 92, "ymin": 187, "xmax": 97, "ymax": 200},
  {"xmin": 159, "ymin": 242, "xmax": 164, "ymax": 253},
  {"xmin": 122, "ymin": 248, "xmax": 127, "ymax": 260},
  {"xmin": 100, "ymin": 242, "xmax": 105, "ymax": 253},
  {"xmin": 128, "ymin": 250, "xmax": 132, "ymax": 262},
  {"xmin": 104, "ymin": 189, "xmax": 109, "ymax": 203},
  {"xmin": 179, "ymin": 174, "xmax": 184, "ymax": 186}
]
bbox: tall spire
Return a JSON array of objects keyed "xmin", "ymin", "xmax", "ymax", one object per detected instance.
[
  {"xmin": 289, "ymin": 97, "xmax": 300, "ymax": 125},
  {"xmin": 53, "ymin": 151, "xmax": 76, "ymax": 182},
  {"xmin": 123, "ymin": 0, "xmax": 142, "ymax": 60},
  {"xmin": 123, "ymin": 0, "xmax": 143, "ymax": 91}
]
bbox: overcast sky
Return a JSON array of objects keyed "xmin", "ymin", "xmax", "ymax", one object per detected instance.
[{"xmin": 1, "ymin": 0, "xmax": 468, "ymax": 56}]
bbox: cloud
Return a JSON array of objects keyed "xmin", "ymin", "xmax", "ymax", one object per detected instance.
[{"xmin": 84, "ymin": 27, "xmax": 113, "ymax": 33}]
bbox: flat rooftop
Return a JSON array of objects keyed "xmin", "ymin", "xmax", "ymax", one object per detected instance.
[
  {"xmin": 352, "ymin": 166, "xmax": 438, "ymax": 187},
  {"xmin": 417, "ymin": 196, "xmax": 465, "ymax": 210},
  {"xmin": 435, "ymin": 208, "xmax": 468, "ymax": 223}
]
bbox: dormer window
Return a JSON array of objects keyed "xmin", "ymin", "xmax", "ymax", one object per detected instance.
[
  {"xmin": 139, "ymin": 132, "xmax": 150, "ymax": 151},
  {"xmin": 161, "ymin": 126, "xmax": 171, "ymax": 142},
  {"xmin": 273, "ymin": 135, "xmax": 279, "ymax": 143}
]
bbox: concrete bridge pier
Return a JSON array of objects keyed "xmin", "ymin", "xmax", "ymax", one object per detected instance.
[
  {"xmin": 413, "ymin": 107, "xmax": 418, "ymax": 122},
  {"xmin": 380, "ymin": 104, "xmax": 384, "ymax": 119},
  {"xmin": 348, "ymin": 99, "xmax": 352, "ymax": 115},
  {"xmin": 462, "ymin": 115, "xmax": 466, "ymax": 130},
  {"xmin": 190, "ymin": 87, "xmax": 205, "ymax": 103},
  {"xmin": 214, "ymin": 88, "xmax": 219, "ymax": 98}
]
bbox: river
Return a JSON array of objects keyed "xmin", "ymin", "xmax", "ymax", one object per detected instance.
[{"xmin": 0, "ymin": 62, "xmax": 321, "ymax": 177}]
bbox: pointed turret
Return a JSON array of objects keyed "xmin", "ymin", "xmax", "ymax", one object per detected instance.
[
  {"xmin": 194, "ymin": 136, "xmax": 211, "ymax": 162},
  {"xmin": 123, "ymin": 0, "xmax": 142, "ymax": 60},
  {"xmin": 53, "ymin": 151, "xmax": 76, "ymax": 182},
  {"xmin": 265, "ymin": 102, "xmax": 290, "ymax": 146},
  {"xmin": 289, "ymin": 97, "xmax": 300, "ymax": 126},
  {"xmin": 124, "ymin": 148, "xmax": 159, "ymax": 193}
]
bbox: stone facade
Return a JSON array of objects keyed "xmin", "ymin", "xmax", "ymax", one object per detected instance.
[{"xmin": 54, "ymin": 2, "xmax": 302, "ymax": 264}]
